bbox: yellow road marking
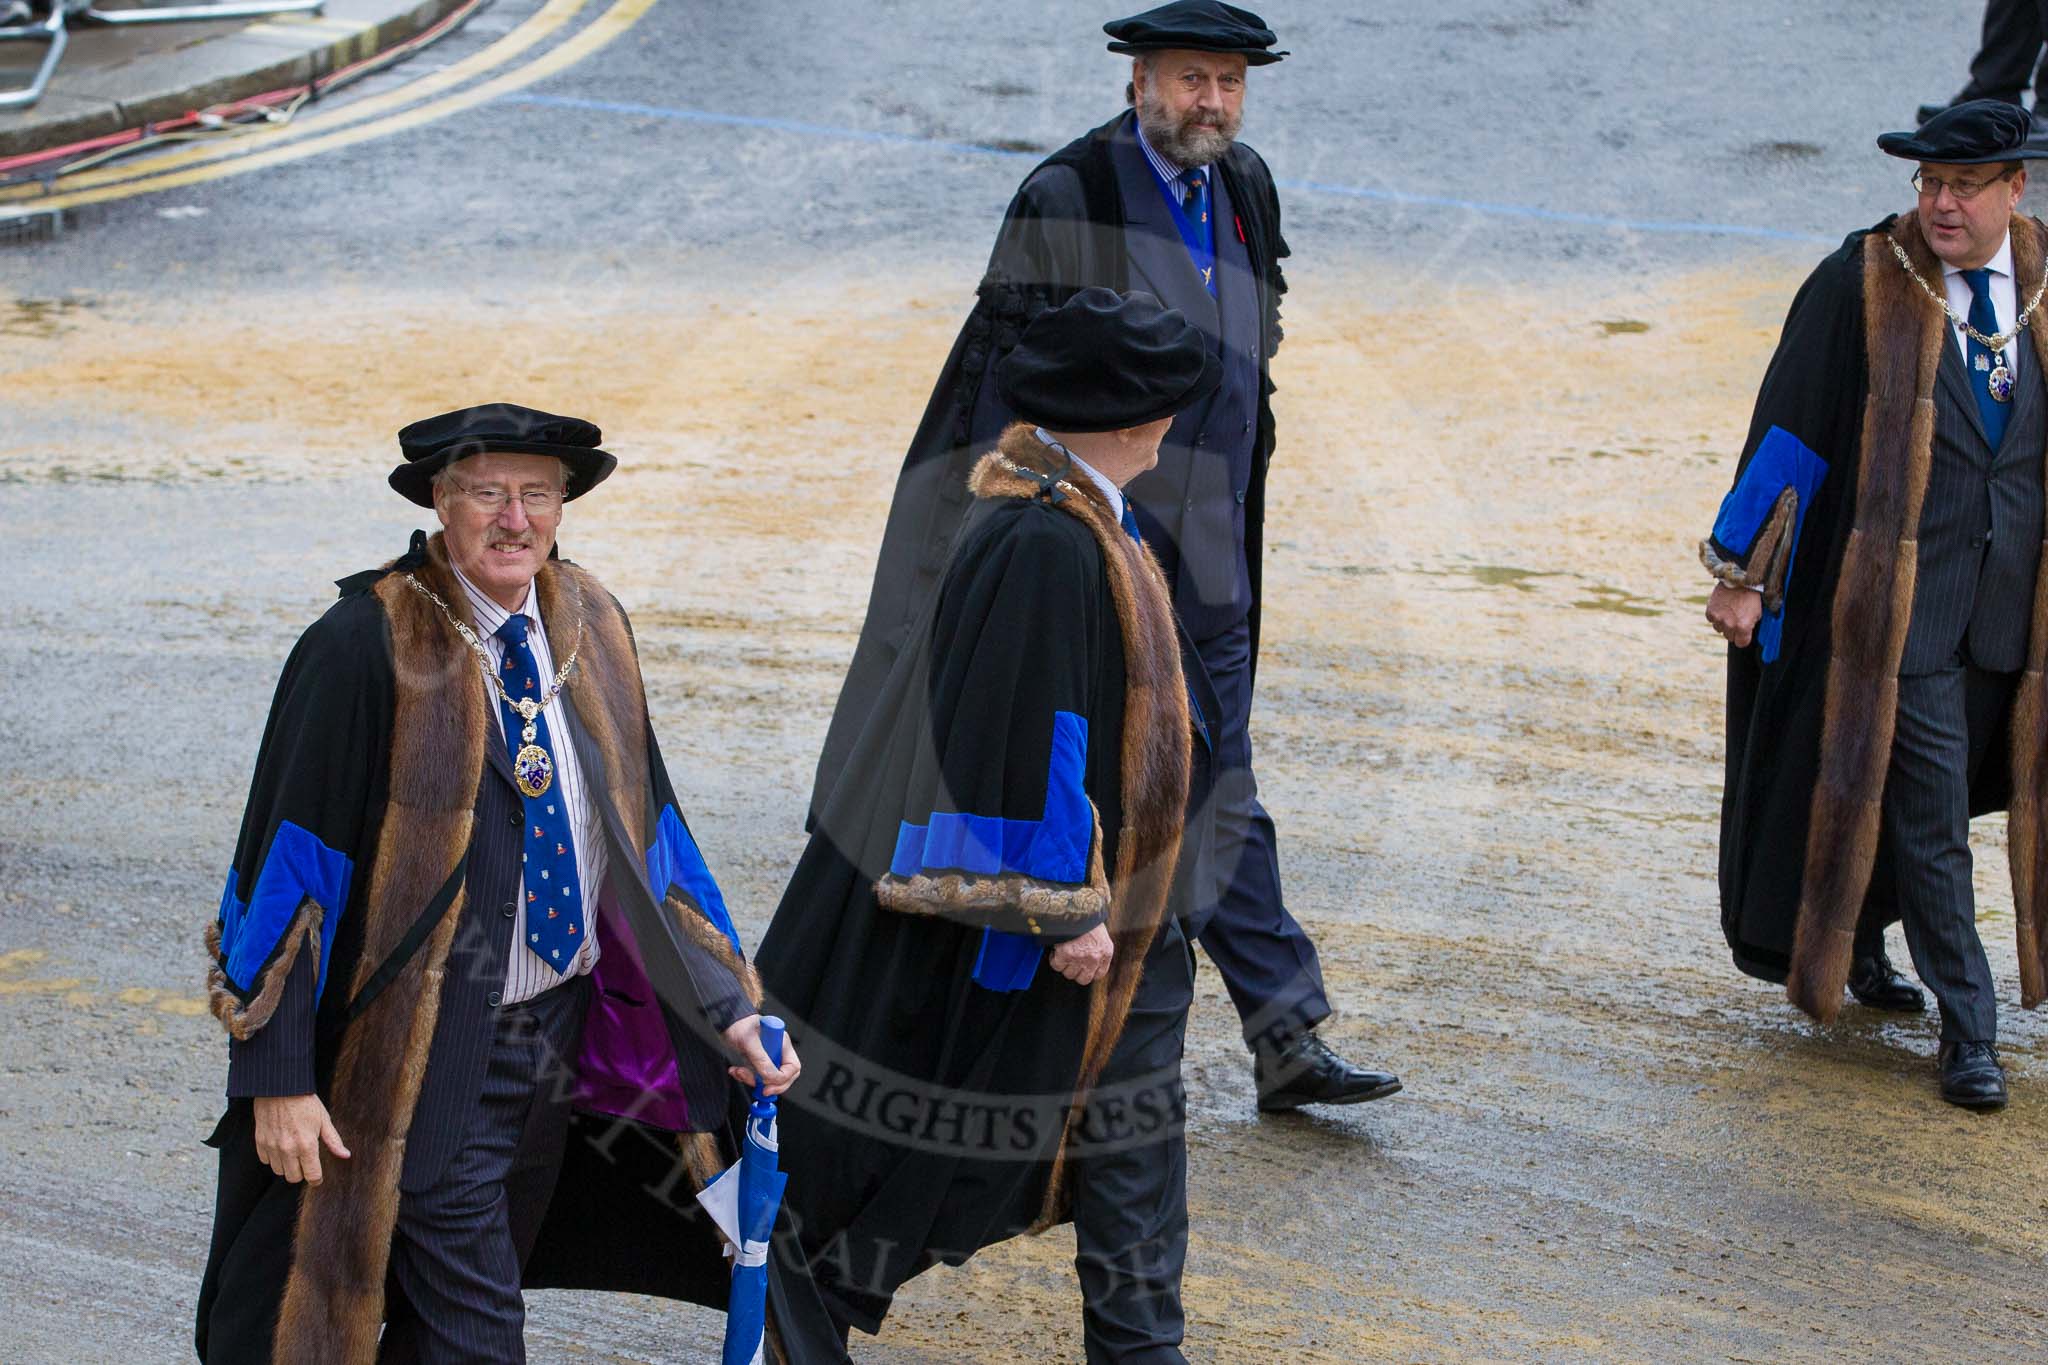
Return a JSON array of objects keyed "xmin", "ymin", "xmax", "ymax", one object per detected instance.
[
  {"xmin": 0, "ymin": 948, "xmax": 48, "ymax": 972},
  {"xmin": 0, "ymin": 0, "xmax": 659, "ymax": 216},
  {"xmin": 0, "ymin": 0, "xmax": 593, "ymax": 204},
  {"xmin": 115, "ymin": 984, "xmax": 212, "ymax": 1015},
  {"xmin": 0, "ymin": 977, "xmax": 86, "ymax": 995}
]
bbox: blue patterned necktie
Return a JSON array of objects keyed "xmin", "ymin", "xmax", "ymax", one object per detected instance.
[
  {"xmin": 1120, "ymin": 500, "xmax": 1142, "ymax": 543},
  {"xmin": 1961, "ymin": 267, "xmax": 2011, "ymax": 449},
  {"xmin": 494, "ymin": 613, "xmax": 583, "ymax": 975},
  {"xmin": 1181, "ymin": 169, "xmax": 1209, "ymax": 227}
]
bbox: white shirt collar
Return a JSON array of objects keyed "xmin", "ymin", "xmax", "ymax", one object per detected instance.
[
  {"xmin": 449, "ymin": 561, "xmax": 538, "ymax": 639},
  {"xmin": 1942, "ymin": 231, "xmax": 2014, "ymax": 283},
  {"xmin": 1035, "ymin": 428, "xmax": 1125, "ymax": 520}
]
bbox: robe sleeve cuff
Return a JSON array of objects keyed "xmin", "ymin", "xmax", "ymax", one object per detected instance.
[
  {"xmin": 1699, "ymin": 485, "xmax": 1799, "ymax": 613},
  {"xmin": 1700, "ymin": 425, "xmax": 1829, "ymax": 617},
  {"xmin": 873, "ymin": 799, "xmax": 1111, "ymax": 941},
  {"xmin": 206, "ymin": 900, "xmax": 324, "ymax": 1042}
]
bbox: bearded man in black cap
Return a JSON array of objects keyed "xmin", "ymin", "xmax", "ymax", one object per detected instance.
[
  {"xmin": 1702, "ymin": 100, "xmax": 2048, "ymax": 1111},
  {"xmin": 811, "ymin": 0, "xmax": 1400, "ymax": 1119},
  {"xmin": 760, "ymin": 289, "xmax": 1214, "ymax": 1362},
  {"xmin": 194, "ymin": 403, "xmax": 798, "ymax": 1361}
]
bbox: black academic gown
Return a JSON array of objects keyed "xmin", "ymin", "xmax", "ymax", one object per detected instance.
[
  {"xmin": 1710, "ymin": 214, "xmax": 2043, "ymax": 993},
  {"xmin": 757, "ymin": 434, "xmax": 1193, "ymax": 1355}
]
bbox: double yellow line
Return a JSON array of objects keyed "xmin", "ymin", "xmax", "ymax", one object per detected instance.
[{"xmin": 0, "ymin": 0, "xmax": 657, "ymax": 215}]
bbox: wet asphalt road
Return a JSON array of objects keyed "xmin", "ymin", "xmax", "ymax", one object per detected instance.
[{"xmin": 6, "ymin": 2, "xmax": 2048, "ymax": 1362}]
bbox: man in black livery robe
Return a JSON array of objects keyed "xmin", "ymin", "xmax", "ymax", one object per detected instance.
[
  {"xmin": 809, "ymin": 0, "xmax": 1398, "ymax": 1116},
  {"xmin": 194, "ymin": 404, "xmax": 798, "ymax": 1362},
  {"xmin": 759, "ymin": 290, "xmax": 1212, "ymax": 1361},
  {"xmin": 1700, "ymin": 102, "xmax": 2048, "ymax": 1110}
]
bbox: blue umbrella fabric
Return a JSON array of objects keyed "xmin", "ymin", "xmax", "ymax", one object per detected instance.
[{"xmin": 700, "ymin": 1015, "xmax": 789, "ymax": 1365}]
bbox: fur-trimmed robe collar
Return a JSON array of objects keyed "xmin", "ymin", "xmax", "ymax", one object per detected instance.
[
  {"xmin": 971, "ymin": 423, "xmax": 1192, "ymax": 1227},
  {"xmin": 1788, "ymin": 211, "xmax": 2048, "ymax": 1019}
]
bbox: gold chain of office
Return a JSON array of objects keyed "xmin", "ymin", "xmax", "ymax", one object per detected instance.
[
  {"xmin": 403, "ymin": 572, "xmax": 582, "ymax": 797},
  {"xmin": 1887, "ymin": 232, "xmax": 2048, "ymax": 354}
]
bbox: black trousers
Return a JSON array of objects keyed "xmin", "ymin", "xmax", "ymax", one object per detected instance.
[
  {"xmin": 1191, "ymin": 617, "xmax": 1334, "ymax": 1046},
  {"xmin": 1958, "ymin": 0, "xmax": 2048, "ymax": 106},
  {"xmin": 379, "ymin": 978, "xmax": 588, "ymax": 1363},
  {"xmin": 1858, "ymin": 664, "xmax": 2016, "ymax": 1043},
  {"xmin": 1068, "ymin": 920, "xmax": 1196, "ymax": 1365}
]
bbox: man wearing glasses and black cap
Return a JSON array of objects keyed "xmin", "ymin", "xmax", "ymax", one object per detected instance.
[
  {"xmin": 812, "ymin": 0, "xmax": 1403, "ymax": 1123},
  {"xmin": 1702, "ymin": 101, "xmax": 2048, "ymax": 1110},
  {"xmin": 194, "ymin": 404, "xmax": 796, "ymax": 1360}
]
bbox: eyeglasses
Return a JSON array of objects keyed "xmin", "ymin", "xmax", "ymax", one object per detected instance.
[
  {"xmin": 1912, "ymin": 167, "xmax": 2017, "ymax": 201},
  {"xmin": 449, "ymin": 480, "xmax": 564, "ymax": 514},
  {"xmin": 1171, "ymin": 70, "xmax": 1244, "ymax": 93}
]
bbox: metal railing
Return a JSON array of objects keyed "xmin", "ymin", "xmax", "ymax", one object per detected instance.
[{"xmin": 1, "ymin": 0, "xmax": 327, "ymax": 112}]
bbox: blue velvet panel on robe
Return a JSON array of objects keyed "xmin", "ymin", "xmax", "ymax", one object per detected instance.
[
  {"xmin": 889, "ymin": 710, "xmax": 1093, "ymax": 991},
  {"xmin": 215, "ymin": 819, "xmax": 353, "ymax": 1004},
  {"xmin": 646, "ymin": 803, "xmax": 742, "ymax": 956},
  {"xmin": 1712, "ymin": 425, "xmax": 1829, "ymax": 663}
]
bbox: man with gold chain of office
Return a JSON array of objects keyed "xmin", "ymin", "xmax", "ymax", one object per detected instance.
[{"xmin": 1703, "ymin": 101, "xmax": 2048, "ymax": 1111}]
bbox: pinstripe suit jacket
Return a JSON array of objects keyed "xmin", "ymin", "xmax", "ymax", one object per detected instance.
[{"xmin": 1903, "ymin": 328, "xmax": 2048, "ymax": 675}]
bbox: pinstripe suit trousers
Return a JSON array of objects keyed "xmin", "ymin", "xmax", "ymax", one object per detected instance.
[
  {"xmin": 378, "ymin": 977, "xmax": 589, "ymax": 1363},
  {"xmin": 1878, "ymin": 664, "xmax": 2017, "ymax": 1043}
]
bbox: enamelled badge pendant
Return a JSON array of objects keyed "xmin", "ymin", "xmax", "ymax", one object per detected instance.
[
  {"xmin": 511, "ymin": 697, "xmax": 554, "ymax": 798},
  {"xmin": 1990, "ymin": 354, "xmax": 2016, "ymax": 403}
]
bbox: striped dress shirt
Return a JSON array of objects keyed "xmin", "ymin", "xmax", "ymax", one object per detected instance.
[
  {"xmin": 451, "ymin": 566, "xmax": 606, "ymax": 1003},
  {"xmin": 1135, "ymin": 116, "xmax": 1199, "ymax": 206}
]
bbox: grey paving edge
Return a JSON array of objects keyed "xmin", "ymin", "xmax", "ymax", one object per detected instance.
[{"xmin": 0, "ymin": 0, "xmax": 473, "ymax": 160}]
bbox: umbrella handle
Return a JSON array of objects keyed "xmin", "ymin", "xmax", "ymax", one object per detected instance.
[{"xmin": 752, "ymin": 1015, "xmax": 785, "ymax": 1106}]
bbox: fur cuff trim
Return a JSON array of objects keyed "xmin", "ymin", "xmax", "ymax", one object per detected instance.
[
  {"xmin": 205, "ymin": 901, "xmax": 321, "ymax": 1042},
  {"xmin": 1699, "ymin": 486, "xmax": 1799, "ymax": 613},
  {"xmin": 874, "ymin": 802, "xmax": 1111, "ymax": 938}
]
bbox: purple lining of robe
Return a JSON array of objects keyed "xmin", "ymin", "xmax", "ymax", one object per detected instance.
[{"xmin": 572, "ymin": 894, "xmax": 690, "ymax": 1130}]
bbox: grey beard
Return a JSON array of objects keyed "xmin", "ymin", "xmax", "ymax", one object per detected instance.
[{"xmin": 1136, "ymin": 100, "xmax": 1240, "ymax": 168}]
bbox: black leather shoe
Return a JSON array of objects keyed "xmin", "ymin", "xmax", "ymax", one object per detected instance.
[
  {"xmin": 1847, "ymin": 952, "xmax": 1924, "ymax": 1012},
  {"xmin": 1938, "ymin": 1041, "xmax": 2008, "ymax": 1111},
  {"xmin": 1254, "ymin": 1031, "xmax": 1400, "ymax": 1112}
]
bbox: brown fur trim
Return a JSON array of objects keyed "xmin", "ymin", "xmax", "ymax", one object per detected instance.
[
  {"xmin": 205, "ymin": 903, "xmax": 320, "ymax": 1041},
  {"xmin": 272, "ymin": 535, "xmax": 485, "ymax": 1362},
  {"xmin": 876, "ymin": 800, "xmax": 1112, "ymax": 929},
  {"xmin": 676, "ymin": 1128, "xmax": 728, "ymax": 1190},
  {"xmin": 1787, "ymin": 217, "xmax": 1947, "ymax": 1021},
  {"xmin": 541, "ymin": 565, "xmax": 763, "ymax": 1014},
  {"xmin": 971, "ymin": 423, "xmax": 1192, "ymax": 1232},
  {"xmin": 669, "ymin": 892, "xmax": 765, "ymax": 1008},
  {"xmin": 1698, "ymin": 486, "xmax": 1799, "ymax": 612},
  {"xmin": 875, "ymin": 873, "xmax": 1110, "ymax": 925},
  {"xmin": 2013, "ymin": 219, "xmax": 2048, "ymax": 1009}
]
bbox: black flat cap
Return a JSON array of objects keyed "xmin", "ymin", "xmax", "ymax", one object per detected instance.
[
  {"xmin": 997, "ymin": 287, "xmax": 1221, "ymax": 433},
  {"xmin": 1105, "ymin": 0, "xmax": 1286, "ymax": 64},
  {"xmin": 389, "ymin": 402, "xmax": 618, "ymax": 508},
  {"xmin": 1878, "ymin": 98, "xmax": 2047, "ymax": 164}
]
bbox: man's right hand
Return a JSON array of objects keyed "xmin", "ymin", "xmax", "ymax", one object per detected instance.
[
  {"xmin": 1705, "ymin": 582, "xmax": 1764, "ymax": 648},
  {"xmin": 252, "ymin": 1094, "xmax": 350, "ymax": 1185},
  {"xmin": 1049, "ymin": 923, "xmax": 1114, "ymax": 986}
]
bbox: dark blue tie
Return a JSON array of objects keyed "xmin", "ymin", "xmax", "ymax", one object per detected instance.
[
  {"xmin": 1181, "ymin": 169, "xmax": 1208, "ymax": 227},
  {"xmin": 494, "ymin": 614, "xmax": 584, "ymax": 976},
  {"xmin": 1962, "ymin": 267, "xmax": 2011, "ymax": 448},
  {"xmin": 1119, "ymin": 500, "xmax": 1142, "ymax": 543}
]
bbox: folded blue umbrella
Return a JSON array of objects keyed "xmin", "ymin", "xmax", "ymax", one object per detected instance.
[{"xmin": 716, "ymin": 1016, "xmax": 788, "ymax": 1365}]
